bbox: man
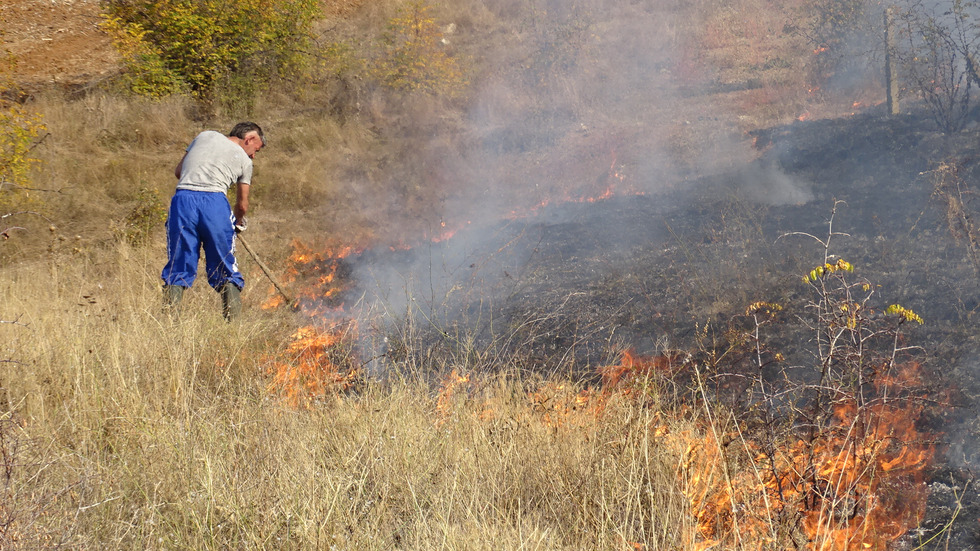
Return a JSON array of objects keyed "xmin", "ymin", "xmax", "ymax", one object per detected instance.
[{"xmin": 161, "ymin": 122, "xmax": 265, "ymax": 320}]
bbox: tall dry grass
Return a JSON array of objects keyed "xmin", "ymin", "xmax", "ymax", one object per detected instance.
[
  {"xmin": 0, "ymin": 238, "xmax": 942, "ymax": 550},
  {"xmin": 0, "ymin": 240, "xmax": 713, "ymax": 549}
]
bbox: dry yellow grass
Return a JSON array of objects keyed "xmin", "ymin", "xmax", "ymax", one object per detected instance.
[{"xmin": 0, "ymin": 245, "xmax": 712, "ymax": 549}]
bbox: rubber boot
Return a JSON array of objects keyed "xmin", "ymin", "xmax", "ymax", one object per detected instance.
[
  {"xmin": 163, "ymin": 284, "xmax": 184, "ymax": 311},
  {"xmin": 221, "ymin": 284, "xmax": 242, "ymax": 321}
]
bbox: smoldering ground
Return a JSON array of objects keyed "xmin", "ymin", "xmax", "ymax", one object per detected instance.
[{"xmin": 278, "ymin": 0, "xmax": 980, "ymax": 545}]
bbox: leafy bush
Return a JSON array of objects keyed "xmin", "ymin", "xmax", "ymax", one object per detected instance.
[
  {"xmin": 99, "ymin": 15, "xmax": 185, "ymax": 98},
  {"xmin": 101, "ymin": 0, "xmax": 320, "ymax": 102},
  {"xmin": 0, "ymin": 51, "xmax": 47, "ymax": 237},
  {"xmin": 372, "ymin": 1, "xmax": 467, "ymax": 97},
  {"xmin": 114, "ymin": 186, "xmax": 168, "ymax": 246}
]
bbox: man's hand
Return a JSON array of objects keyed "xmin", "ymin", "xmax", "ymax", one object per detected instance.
[
  {"xmin": 233, "ymin": 182, "xmax": 250, "ymax": 228},
  {"xmin": 234, "ymin": 217, "xmax": 248, "ymax": 233}
]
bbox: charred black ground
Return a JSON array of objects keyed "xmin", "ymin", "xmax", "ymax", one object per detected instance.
[{"xmin": 294, "ymin": 102, "xmax": 980, "ymax": 547}]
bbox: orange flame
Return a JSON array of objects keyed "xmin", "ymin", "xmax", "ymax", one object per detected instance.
[
  {"xmin": 260, "ymin": 239, "xmax": 361, "ymax": 313},
  {"xmin": 526, "ymin": 349, "xmax": 683, "ymax": 429},
  {"xmin": 265, "ymin": 320, "xmax": 360, "ymax": 408},
  {"xmin": 257, "ymin": 200, "xmax": 940, "ymax": 546},
  {"xmin": 436, "ymin": 369, "xmax": 471, "ymax": 423},
  {"xmin": 515, "ymin": 351, "xmax": 939, "ymax": 549},
  {"xmin": 505, "ymin": 150, "xmax": 643, "ymax": 219},
  {"xmin": 681, "ymin": 361, "xmax": 937, "ymax": 550},
  {"xmin": 346, "ymin": 347, "xmax": 939, "ymax": 549}
]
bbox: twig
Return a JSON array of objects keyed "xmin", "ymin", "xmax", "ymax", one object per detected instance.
[
  {"xmin": 0, "ymin": 314, "xmax": 28, "ymax": 328},
  {"xmin": 78, "ymin": 494, "xmax": 121, "ymax": 512},
  {"xmin": 0, "ymin": 210, "xmax": 49, "ymax": 221},
  {"xmin": 910, "ymin": 478, "xmax": 968, "ymax": 550},
  {"xmin": 775, "ymin": 199, "xmax": 849, "ymax": 264},
  {"xmin": 1, "ymin": 211, "xmax": 53, "ymax": 239},
  {"xmin": 0, "ymin": 182, "xmax": 67, "ymax": 194}
]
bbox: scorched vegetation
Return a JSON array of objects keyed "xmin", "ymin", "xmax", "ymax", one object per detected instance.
[{"xmin": 3, "ymin": 0, "xmax": 980, "ymax": 548}]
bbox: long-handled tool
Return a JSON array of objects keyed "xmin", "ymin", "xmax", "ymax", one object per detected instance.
[{"xmin": 236, "ymin": 233, "xmax": 296, "ymax": 307}]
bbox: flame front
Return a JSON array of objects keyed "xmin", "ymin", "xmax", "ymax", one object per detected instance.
[
  {"xmin": 496, "ymin": 351, "xmax": 937, "ymax": 550},
  {"xmin": 679, "ymin": 361, "xmax": 936, "ymax": 550},
  {"xmin": 266, "ymin": 321, "xmax": 359, "ymax": 408},
  {"xmin": 436, "ymin": 369, "xmax": 471, "ymax": 423},
  {"xmin": 260, "ymin": 238, "xmax": 360, "ymax": 314},
  {"xmin": 506, "ymin": 149, "xmax": 642, "ymax": 219},
  {"xmin": 261, "ymin": 233, "xmax": 939, "ymax": 546},
  {"xmin": 263, "ymin": 240, "xmax": 363, "ymax": 407}
]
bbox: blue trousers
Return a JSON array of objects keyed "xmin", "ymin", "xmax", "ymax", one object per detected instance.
[{"xmin": 161, "ymin": 190, "xmax": 244, "ymax": 290}]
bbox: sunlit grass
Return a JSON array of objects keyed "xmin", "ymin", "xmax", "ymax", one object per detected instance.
[{"xmin": 0, "ymin": 246, "xmax": 711, "ymax": 549}]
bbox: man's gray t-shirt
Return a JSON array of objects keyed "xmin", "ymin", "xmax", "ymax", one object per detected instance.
[{"xmin": 176, "ymin": 130, "xmax": 253, "ymax": 193}]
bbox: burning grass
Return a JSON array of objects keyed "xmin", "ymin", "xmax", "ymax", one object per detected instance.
[
  {"xmin": 248, "ymin": 218, "xmax": 946, "ymax": 550},
  {"xmin": 259, "ymin": 284, "xmax": 940, "ymax": 550},
  {"xmin": 0, "ymin": 232, "xmax": 945, "ymax": 549},
  {"xmin": 680, "ymin": 361, "xmax": 937, "ymax": 550},
  {"xmin": 0, "ymin": 253, "xmax": 697, "ymax": 549}
]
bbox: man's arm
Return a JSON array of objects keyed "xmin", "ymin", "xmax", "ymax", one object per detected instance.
[
  {"xmin": 234, "ymin": 182, "xmax": 250, "ymax": 223},
  {"xmin": 174, "ymin": 152, "xmax": 187, "ymax": 180}
]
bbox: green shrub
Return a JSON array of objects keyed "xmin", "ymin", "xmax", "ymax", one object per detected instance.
[
  {"xmin": 99, "ymin": 15, "xmax": 186, "ymax": 98},
  {"xmin": 114, "ymin": 186, "xmax": 168, "ymax": 246},
  {"xmin": 372, "ymin": 1, "xmax": 467, "ymax": 97},
  {"xmin": 101, "ymin": 0, "xmax": 321, "ymax": 102},
  {"xmin": 0, "ymin": 50, "xmax": 47, "ymax": 225}
]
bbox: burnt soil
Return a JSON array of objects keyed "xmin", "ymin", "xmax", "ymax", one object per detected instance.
[{"xmin": 336, "ymin": 104, "xmax": 980, "ymax": 548}]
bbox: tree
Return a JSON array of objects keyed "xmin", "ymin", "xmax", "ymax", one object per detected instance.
[
  {"xmin": 799, "ymin": 0, "xmax": 883, "ymax": 92},
  {"xmin": 372, "ymin": 1, "xmax": 466, "ymax": 97},
  {"xmin": 894, "ymin": 0, "xmax": 980, "ymax": 132}
]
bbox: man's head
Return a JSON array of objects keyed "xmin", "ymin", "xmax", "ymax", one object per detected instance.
[{"xmin": 229, "ymin": 122, "xmax": 265, "ymax": 159}]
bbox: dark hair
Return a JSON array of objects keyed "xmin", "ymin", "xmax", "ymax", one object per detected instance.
[{"xmin": 228, "ymin": 122, "xmax": 265, "ymax": 146}]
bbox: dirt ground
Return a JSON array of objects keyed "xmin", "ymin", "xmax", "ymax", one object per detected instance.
[
  {"xmin": 1, "ymin": 0, "xmax": 118, "ymax": 87},
  {"xmin": 0, "ymin": 0, "xmax": 371, "ymax": 88}
]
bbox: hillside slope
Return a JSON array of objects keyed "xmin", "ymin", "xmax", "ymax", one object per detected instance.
[{"xmin": 1, "ymin": 0, "xmax": 118, "ymax": 87}]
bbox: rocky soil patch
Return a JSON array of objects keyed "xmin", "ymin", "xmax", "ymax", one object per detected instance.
[{"xmin": 1, "ymin": 0, "xmax": 118, "ymax": 88}]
